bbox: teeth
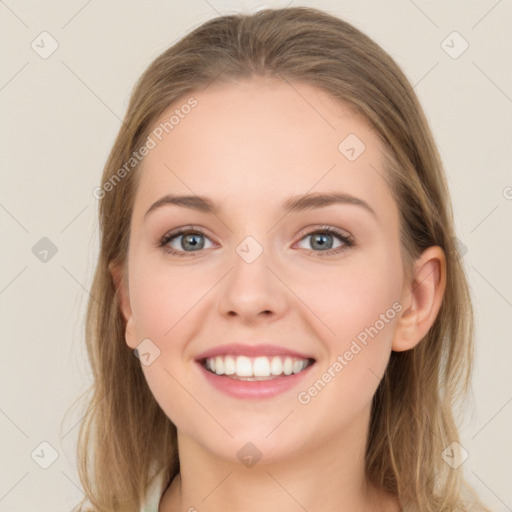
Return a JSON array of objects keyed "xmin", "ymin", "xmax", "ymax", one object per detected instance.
[
  {"xmin": 270, "ymin": 356, "xmax": 282, "ymax": 376},
  {"xmin": 253, "ymin": 357, "xmax": 271, "ymax": 377},
  {"xmin": 224, "ymin": 356, "xmax": 236, "ymax": 375},
  {"xmin": 204, "ymin": 355, "xmax": 311, "ymax": 379},
  {"xmin": 292, "ymin": 359, "xmax": 304, "ymax": 373},
  {"xmin": 215, "ymin": 356, "xmax": 224, "ymax": 375},
  {"xmin": 235, "ymin": 356, "xmax": 252, "ymax": 377}
]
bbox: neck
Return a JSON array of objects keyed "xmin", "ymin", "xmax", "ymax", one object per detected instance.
[{"xmin": 159, "ymin": 404, "xmax": 398, "ymax": 512}]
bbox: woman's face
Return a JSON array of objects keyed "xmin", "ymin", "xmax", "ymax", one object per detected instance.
[{"xmin": 120, "ymin": 77, "xmax": 408, "ymax": 464}]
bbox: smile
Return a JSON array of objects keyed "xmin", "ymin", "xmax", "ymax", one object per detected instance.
[{"xmin": 202, "ymin": 355, "xmax": 315, "ymax": 380}]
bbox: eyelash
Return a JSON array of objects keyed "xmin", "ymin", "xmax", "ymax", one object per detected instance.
[{"xmin": 157, "ymin": 225, "xmax": 354, "ymax": 257}]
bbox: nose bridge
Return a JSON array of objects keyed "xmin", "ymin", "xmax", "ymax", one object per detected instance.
[
  {"xmin": 218, "ymin": 232, "xmax": 286, "ymax": 320},
  {"xmin": 235, "ymin": 234, "xmax": 267, "ymax": 266}
]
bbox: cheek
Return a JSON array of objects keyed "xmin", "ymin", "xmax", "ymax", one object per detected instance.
[
  {"xmin": 129, "ymin": 259, "xmax": 210, "ymax": 343},
  {"xmin": 128, "ymin": 263, "xmax": 205, "ymax": 428},
  {"xmin": 139, "ymin": 358, "xmax": 203, "ymax": 436},
  {"xmin": 128, "ymin": 260, "xmax": 213, "ymax": 417},
  {"xmin": 302, "ymin": 253, "xmax": 402, "ymax": 347},
  {"xmin": 296, "ymin": 250, "xmax": 402, "ymax": 406}
]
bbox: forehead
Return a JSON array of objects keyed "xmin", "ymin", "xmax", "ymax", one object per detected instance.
[{"xmin": 133, "ymin": 77, "xmax": 397, "ymax": 225}]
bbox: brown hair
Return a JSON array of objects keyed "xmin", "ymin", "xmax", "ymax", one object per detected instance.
[{"xmin": 69, "ymin": 7, "xmax": 491, "ymax": 511}]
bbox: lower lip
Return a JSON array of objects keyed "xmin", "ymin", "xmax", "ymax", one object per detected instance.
[{"xmin": 196, "ymin": 361, "xmax": 315, "ymax": 399}]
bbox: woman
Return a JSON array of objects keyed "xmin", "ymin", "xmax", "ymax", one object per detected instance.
[{"xmin": 72, "ymin": 7, "xmax": 492, "ymax": 512}]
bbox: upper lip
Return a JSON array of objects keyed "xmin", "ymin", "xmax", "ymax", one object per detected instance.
[{"xmin": 195, "ymin": 343, "xmax": 316, "ymax": 361}]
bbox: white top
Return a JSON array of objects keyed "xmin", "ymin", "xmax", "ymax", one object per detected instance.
[{"xmin": 140, "ymin": 469, "xmax": 168, "ymax": 512}]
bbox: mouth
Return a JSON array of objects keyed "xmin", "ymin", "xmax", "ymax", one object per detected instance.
[{"xmin": 199, "ymin": 355, "xmax": 316, "ymax": 381}]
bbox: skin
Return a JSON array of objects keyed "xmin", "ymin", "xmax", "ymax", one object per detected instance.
[{"xmin": 111, "ymin": 77, "xmax": 446, "ymax": 512}]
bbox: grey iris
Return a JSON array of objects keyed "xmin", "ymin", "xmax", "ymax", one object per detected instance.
[
  {"xmin": 182, "ymin": 233, "xmax": 204, "ymax": 251},
  {"xmin": 310, "ymin": 233, "xmax": 333, "ymax": 250}
]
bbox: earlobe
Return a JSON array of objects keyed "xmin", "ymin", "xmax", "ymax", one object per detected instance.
[
  {"xmin": 108, "ymin": 261, "xmax": 138, "ymax": 350},
  {"xmin": 392, "ymin": 246, "xmax": 446, "ymax": 352}
]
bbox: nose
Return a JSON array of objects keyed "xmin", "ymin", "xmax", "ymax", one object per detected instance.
[{"xmin": 217, "ymin": 241, "xmax": 288, "ymax": 325}]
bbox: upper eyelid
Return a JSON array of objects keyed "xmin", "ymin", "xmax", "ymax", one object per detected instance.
[
  {"xmin": 295, "ymin": 225, "xmax": 351, "ymax": 239},
  {"xmin": 161, "ymin": 226, "xmax": 217, "ymax": 244}
]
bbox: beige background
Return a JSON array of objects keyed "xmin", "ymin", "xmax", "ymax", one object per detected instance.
[{"xmin": 1, "ymin": 0, "xmax": 511, "ymax": 510}]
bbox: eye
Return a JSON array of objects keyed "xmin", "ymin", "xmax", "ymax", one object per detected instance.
[
  {"xmin": 295, "ymin": 226, "xmax": 354, "ymax": 256},
  {"xmin": 157, "ymin": 225, "xmax": 354, "ymax": 257},
  {"xmin": 158, "ymin": 227, "xmax": 215, "ymax": 256}
]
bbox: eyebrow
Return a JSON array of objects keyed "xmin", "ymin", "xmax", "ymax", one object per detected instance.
[{"xmin": 144, "ymin": 192, "xmax": 377, "ymax": 220}]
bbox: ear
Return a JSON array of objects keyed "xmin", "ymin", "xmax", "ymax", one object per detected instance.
[
  {"xmin": 109, "ymin": 261, "xmax": 138, "ymax": 350},
  {"xmin": 392, "ymin": 246, "xmax": 446, "ymax": 352}
]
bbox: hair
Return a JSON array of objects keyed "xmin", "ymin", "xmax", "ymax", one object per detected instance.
[{"xmin": 69, "ymin": 6, "xmax": 491, "ymax": 512}]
